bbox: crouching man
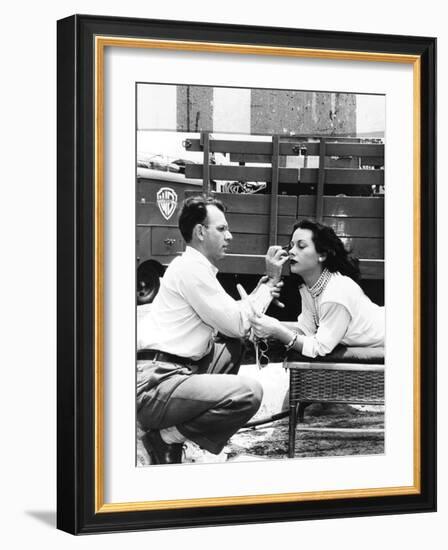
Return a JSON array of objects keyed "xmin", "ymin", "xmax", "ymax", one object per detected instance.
[{"xmin": 137, "ymin": 195, "xmax": 286, "ymax": 464}]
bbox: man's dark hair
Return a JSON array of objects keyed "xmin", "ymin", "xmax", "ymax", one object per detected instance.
[{"xmin": 178, "ymin": 195, "xmax": 226, "ymax": 243}]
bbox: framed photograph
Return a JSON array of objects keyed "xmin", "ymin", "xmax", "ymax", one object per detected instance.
[{"xmin": 57, "ymin": 14, "xmax": 436, "ymax": 534}]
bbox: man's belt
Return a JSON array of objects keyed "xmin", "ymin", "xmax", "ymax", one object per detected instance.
[{"xmin": 137, "ymin": 349, "xmax": 197, "ymax": 365}]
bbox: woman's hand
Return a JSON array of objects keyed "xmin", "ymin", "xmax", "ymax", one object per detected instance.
[
  {"xmin": 265, "ymin": 246, "xmax": 289, "ymax": 283},
  {"xmin": 251, "ymin": 313, "xmax": 282, "ymax": 340}
]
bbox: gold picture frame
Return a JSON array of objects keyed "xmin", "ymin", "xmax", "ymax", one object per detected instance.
[{"xmin": 57, "ymin": 14, "xmax": 436, "ymax": 534}]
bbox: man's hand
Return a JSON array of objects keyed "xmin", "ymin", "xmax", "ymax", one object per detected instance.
[{"xmin": 265, "ymin": 245, "xmax": 289, "ymax": 283}]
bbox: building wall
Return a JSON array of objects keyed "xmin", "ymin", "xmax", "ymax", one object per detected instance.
[
  {"xmin": 174, "ymin": 85, "xmax": 356, "ymax": 136},
  {"xmin": 251, "ymin": 89, "xmax": 356, "ymax": 135},
  {"xmin": 176, "ymin": 85, "xmax": 213, "ymax": 132}
]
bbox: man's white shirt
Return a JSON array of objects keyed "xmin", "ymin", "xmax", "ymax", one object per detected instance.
[{"xmin": 137, "ymin": 247, "xmax": 272, "ymax": 360}]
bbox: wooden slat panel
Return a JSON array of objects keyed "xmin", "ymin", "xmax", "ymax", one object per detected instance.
[
  {"xmin": 136, "ymin": 203, "xmax": 179, "ymax": 227},
  {"xmin": 137, "ymin": 178, "xmax": 202, "ymax": 203},
  {"xmin": 269, "ymin": 135, "xmax": 280, "ymax": 245},
  {"xmin": 316, "ymin": 139, "xmax": 326, "ymax": 222},
  {"xmin": 340, "ymin": 237, "xmax": 384, "ymax": 259},
  {"xmin": 296, "ymin": 216, "xmax": 384, "ymax": 238},
  {"xmin": 184, "ymin": 191, "xmax": 298, "ymax": 216},
  {"xmin": 229, "ymin": 153, "xmax": 274, "ymax": 163},
  {"xmin": 229, "ymin": 155, "xmax": 362, "ymax": 166},
  {"xmin": 298, "ymin": 196, "xmax": 384, "ymax": 218},
  {"xmin": 225, "ymin": 213, "xmax": 296, "ymax": 235},
  {"xmin": 201, "ymin": 132, "xmax": 211, "ymax": 194},
  {"xmin": 326, "ymin": 157, "xmax": 359, "ymax": 168},
  {"xmin": 359, "ymin": 260, "xmax": 384, "ymax": 279},
  {"xmin": 185, "ymin": 164, "xmax": 298, "ymax": 183},
  {"xmin": 136, "ymin": 229, "xmax": 184, "ymax": 264},
  {"xmin": 186, "ymin": 139, "xmax": 271, "ymax": 154},
  {"xmin": 219, "ymin": 255, "xmax": 266, "ymax": 274},
  {"xmin": 136, "ymin": 226, "xmax": 152, "ymax": 264},
  {"xmin": 286, "ymin": 142, "xmax": 384, "ymax": 157},
  {"xmin": 185, "ymin": 139, "xmax": 383, "ymax": 158},
  {"xmin": 137, "ymin": 169, "xmax": 204, "ymax": 187},
  {"xmin": 300, "ymin": 168, "xmax": 384, "ymax": 186},
  {"xmin": 227, "ymin": 233, "xmax": 290, "ymax": 255},
  {"xmin": 185, "ymin": 139, "xmax": 298, "ymax": 155},
  {"xmin": 324, "ymin": 143, "xmax": 384, "ymax": 157},
  {"xmin": 361, "ymin": 156, "xmax": 384, "ymax": 166},
  {"xmin": 151, "ymin": 227, "xmax": 184, "ymax": 256},
  {"xmin": 226, "ymin": 234, "xmax": 268, "ymax": 255}
]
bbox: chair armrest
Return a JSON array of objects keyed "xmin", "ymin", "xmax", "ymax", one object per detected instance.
[{"xmin": 286, "ymin": 345, "xmax": 385, "ymax": 365}]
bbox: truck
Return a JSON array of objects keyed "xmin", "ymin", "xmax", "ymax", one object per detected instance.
[{"xmin": 136, "ymin": 132, "xmax": 384, "ymax": 316}]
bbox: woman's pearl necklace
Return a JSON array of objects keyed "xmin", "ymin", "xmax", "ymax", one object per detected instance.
[{"xmin": 307, "ymin": 268, "xmax": 332, "ymax": 327}]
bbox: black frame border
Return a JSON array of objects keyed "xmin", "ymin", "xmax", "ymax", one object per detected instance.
[{"xmin": 57, "ymin": 14, "xmax": 436, "ymax": 535}]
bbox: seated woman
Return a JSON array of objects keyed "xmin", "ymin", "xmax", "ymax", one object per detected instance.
[{"xmin": 251, "ymin": 219, "xmax": 384, "ymax": 358}]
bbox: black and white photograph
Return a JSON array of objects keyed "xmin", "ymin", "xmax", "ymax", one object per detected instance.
[
  {"xmin": 52, "ymin": 11, "xmax": 436, "ymax": 536},
  {"xmin": 1, "ymin": 0, "xmax": 444, "ymax": 543},
  {"xmin": 135, "ymin": 83, "xmax": 386, "ymax": 467}
]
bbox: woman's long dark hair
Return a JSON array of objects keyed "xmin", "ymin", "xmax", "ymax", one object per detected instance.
[{"xmin": 292, "ymin": 219, "xmax": 360, "ymax": 283}]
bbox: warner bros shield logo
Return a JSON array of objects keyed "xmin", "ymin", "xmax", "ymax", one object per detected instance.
[{"xmin": 156, "ymin": 187, "xmax": 178, "ymax": 220}]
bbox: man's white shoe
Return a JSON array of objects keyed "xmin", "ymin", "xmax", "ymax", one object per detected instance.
[{"xmin": 182, "ymin": 441, "xmax": 230, "ymax": 464}]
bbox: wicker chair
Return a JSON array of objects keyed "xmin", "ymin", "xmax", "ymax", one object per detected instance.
[{"xmin": 284, "ymin": 346, "xmax": 385, "ymax": 458}]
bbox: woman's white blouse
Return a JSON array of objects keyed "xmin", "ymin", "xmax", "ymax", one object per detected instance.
[{"xmin": 297, "ymin": 272, "xmax": 385, "ymax": 358}]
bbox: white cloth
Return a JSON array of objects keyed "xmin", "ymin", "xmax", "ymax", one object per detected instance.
[
  {"xmin": 297, "ymin": 272, "xmax": 385, "ymax": 358},
  {"xmin": 137, "ymin": 246, "xmax": 272, "ymax": 360}
]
